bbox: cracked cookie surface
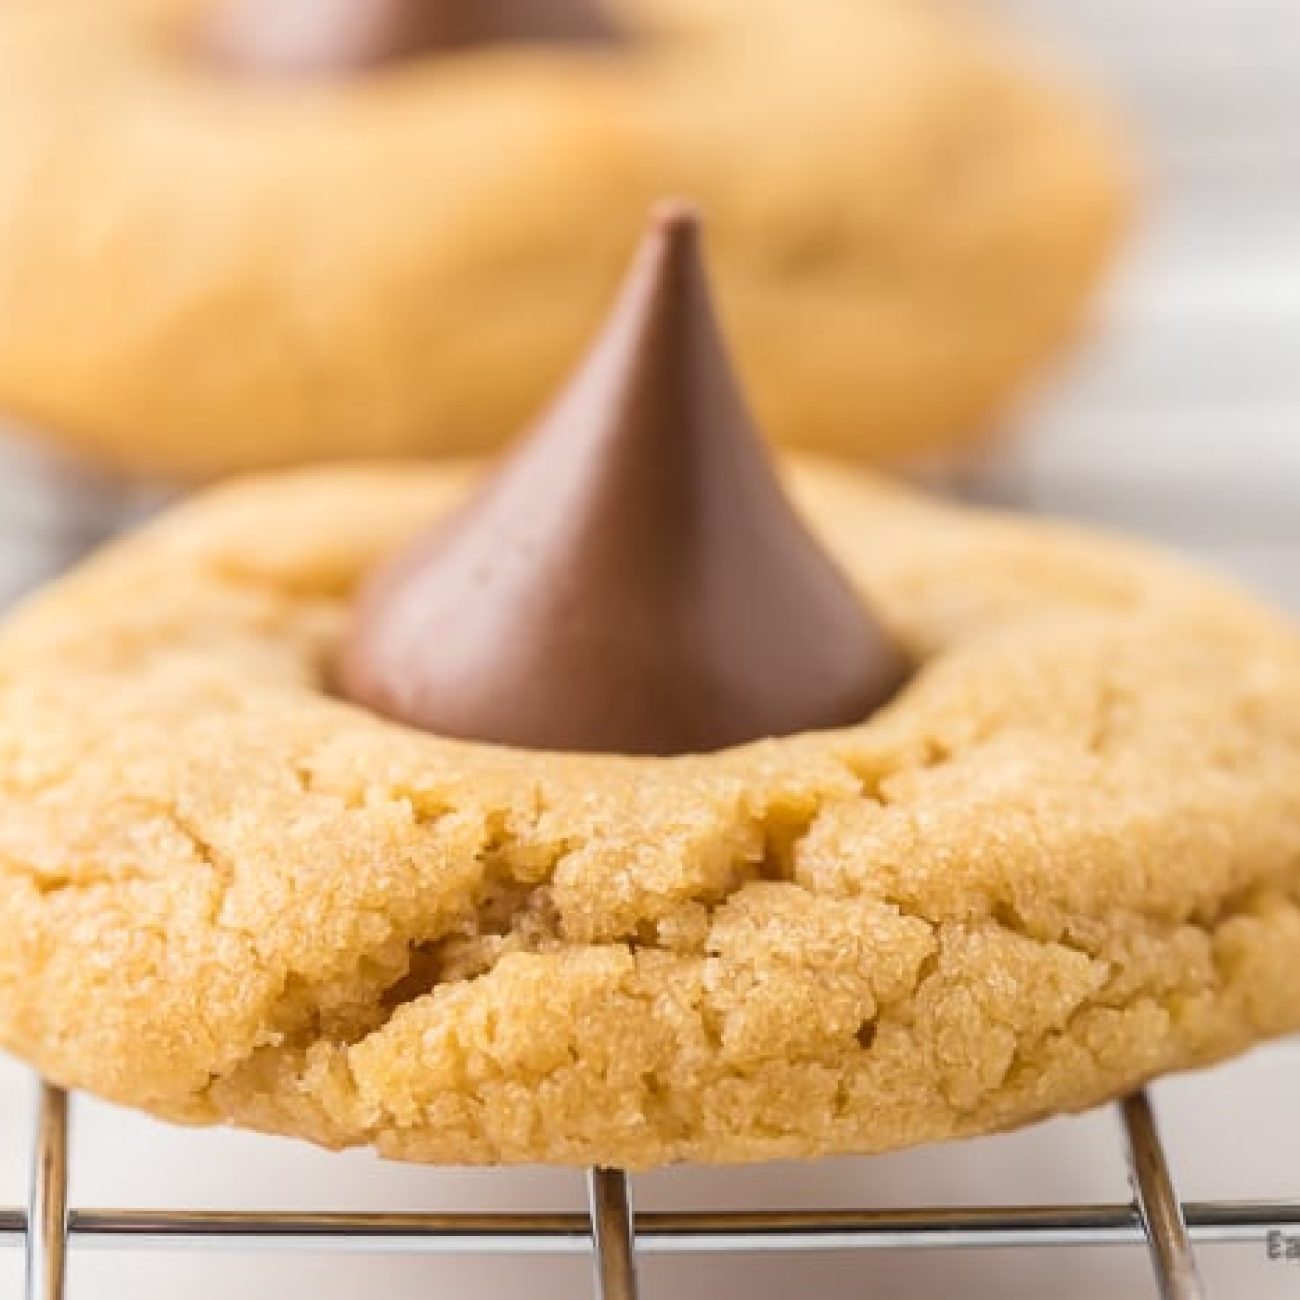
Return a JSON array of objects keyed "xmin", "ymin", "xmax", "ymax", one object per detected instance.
[
  {"xmin": 0, "ymin": 0, "xmax": 1123, "ymax": 478},
  {"xmin": 1, "ymin": 459, "xmax": 1299, "ymax": 1167}
]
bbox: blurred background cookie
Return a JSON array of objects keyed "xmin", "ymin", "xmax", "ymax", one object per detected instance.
[{"xmin": 0, "ymin": 0, "xmax": 1126, "ymax": 479}]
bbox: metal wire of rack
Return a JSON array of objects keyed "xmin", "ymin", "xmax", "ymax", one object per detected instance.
[{"xmin": 7, "ymin": 1076, "xmax": 1300, "ymax": 1300}]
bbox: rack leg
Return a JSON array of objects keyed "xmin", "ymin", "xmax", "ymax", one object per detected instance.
[
  {"xmin": 586, "ymin": 1168, "xmax": 639, "ymax": 1300},
  {"xmin": 1120, "ymin": 1091, "xmax": 1205, "ymax": 1300},
  {"xmin": 25, "ymin": 1082, "xmax": 69, "ymax": 1300}
]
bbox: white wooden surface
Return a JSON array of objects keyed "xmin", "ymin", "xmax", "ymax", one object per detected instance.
[{"xmin": 2, "ymin": 3, "xmax": 1300, "ymax": 1296}]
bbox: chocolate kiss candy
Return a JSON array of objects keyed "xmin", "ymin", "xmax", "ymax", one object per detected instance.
[
  {"xmin": 337, "ymin": 204, "xmax": 910, "ymax": 755},
  {"xmin": 200, "ymin": 0, "xmax": 620, "ymax": 79}
]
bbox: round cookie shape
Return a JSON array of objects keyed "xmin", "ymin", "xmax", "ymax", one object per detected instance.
[
  {"xmin": 1, "ymin": 462, "xmax": 1299, "ymax": 1167},
  {"xmin": 0, "ymin": 0, "xmax": 1126, "ymax": 480}
]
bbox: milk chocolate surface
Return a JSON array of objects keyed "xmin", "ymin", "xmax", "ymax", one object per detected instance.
[
  {"xmin": 201, "ymin": 0, "xmax": 619, "ymax": 79},
  {"xmin": 337, "ymin": 204, "xmax": 909, "ymax": 754}
]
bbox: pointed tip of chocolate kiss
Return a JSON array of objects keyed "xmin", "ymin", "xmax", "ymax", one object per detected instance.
[
  {"xmin": 649, "ymin": 198, "xmax": 701, "ymax": 242},
  {"xmin": 533, "ymin": 196, "xmax": 744, "ymax": 472},
  {"xmin": 337, "ymin": 206, "xmax": 911, "ymax": 756},
  {"xmin": 637, "ymin": 198, "xmax": 704, "ymax": 297},
  {"xmin": 198, "ymin": 0, "xmax": 621, "ymax": 80}
]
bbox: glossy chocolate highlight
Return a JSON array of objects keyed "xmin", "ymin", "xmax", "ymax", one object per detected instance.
[{"xmin": 337, "ymin": 204, "xmax": 909, "ymax": 754}]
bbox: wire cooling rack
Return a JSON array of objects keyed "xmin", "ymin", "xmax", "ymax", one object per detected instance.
[{"xmin": 6, "ymin": 1077, "xmax": 1300, "ymax": 1300}]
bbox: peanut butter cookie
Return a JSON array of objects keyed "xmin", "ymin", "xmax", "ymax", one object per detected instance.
[
  {"xmin": 0, "ymin": 460, "xmax": 1297, "ymax": 1166},
  {"xmin": 0, "ymin": 0, "xmax": 1125, "ymax": 478}
]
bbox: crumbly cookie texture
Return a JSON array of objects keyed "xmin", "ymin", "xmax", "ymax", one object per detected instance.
[
  {"xmin": 0, "ymin": 0, "xmax": 1124, "ymax": 479},
  {"xmin": 2, "ymin": 460, "xmax": 1299, "ymax": 1167}
]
